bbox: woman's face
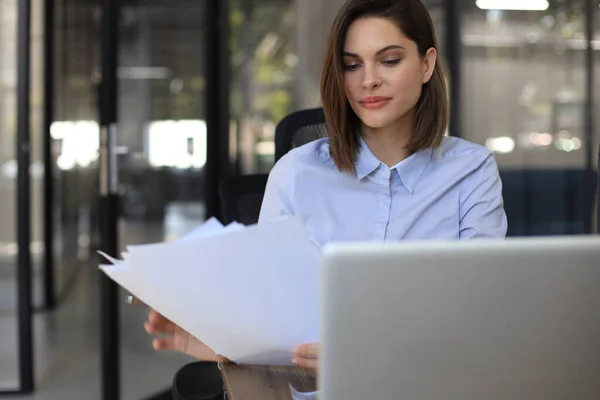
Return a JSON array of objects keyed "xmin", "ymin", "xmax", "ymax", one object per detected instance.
[{"xmin": 343, "ymin": 17, "xmax": 436, "ymax": 132}]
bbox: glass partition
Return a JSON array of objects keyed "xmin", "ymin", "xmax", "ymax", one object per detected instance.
[
  {"xmin": 460, "ymin": 0, "xmax": 591, "ymax": 235},
  {"xmin": 116, "ymin": 1, "xmax": 209, "ymax": 397},
  {"xmin": 0, "ymin": 0, "xmax": 20, "ymax": 389}
]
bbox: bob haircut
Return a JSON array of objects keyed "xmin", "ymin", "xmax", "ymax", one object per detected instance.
[{"xmin": 321, "ymin": 0, "xmax": 449, "ymax": 172}]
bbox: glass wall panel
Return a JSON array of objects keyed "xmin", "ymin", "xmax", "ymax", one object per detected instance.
[
  {"xmin": 0, "ymin": 0, "xmax": 20, "ymax": 389},
  {"xmin": 31, "ymin": 0, "xmax": 45, "ymax": 309},
  {"xmin": 116, "ymin": 1, "xmax": 208, "ymax": 397},
  {"xmin": 229, "ymin": 0, "xmax": 299, "ymax": 173},
  {"xmin": 52, "ymin": 0, "xmax": 100, "ymax": 298},
  {"xmin": 460, "ymin": 0, "xmax": 590, "ymax": 235}
]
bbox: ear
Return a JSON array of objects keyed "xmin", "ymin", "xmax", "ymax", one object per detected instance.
[{"xmin": 422, "ymin": 47, "xmax": 437, "ymax": 84}]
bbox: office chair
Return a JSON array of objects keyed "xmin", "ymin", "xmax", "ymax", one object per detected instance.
[
  {"xmin": 171, "ymin": 362, "xmax": 223, "ymax": 400},
  {"xmin": 275, "ymin": 107, "xmax": 327, "ymax": 162},
  {"xmin": 219, "ymin": 174, "xmax": 269, "ymax": 225},
  {"xmin": 218, "ymin": 107, "xmax": 326, "ymax": 225}
]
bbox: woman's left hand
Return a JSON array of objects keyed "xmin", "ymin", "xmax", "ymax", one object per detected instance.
[{"xmin": 291, "ymin": 343, "xmax": 320, "ymax": 371}]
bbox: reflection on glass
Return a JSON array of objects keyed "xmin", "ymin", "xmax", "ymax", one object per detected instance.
[
  {"xmin": 116, "ymin": 3, "xmax": 209, "ymax": 398},
  {"xmin": 230, "ymin": 0, "xmax": 298, "ymax": 173},
  {"xmin": 461, "ymin": 0, "xmax": 587, "ymax": 169},
  {"xmin": 147, "ymin": 120, "xmax": 207, "ymax": 169},
  {"xmin": 460, "ymin": 0, "xmax": 590, "ymax": 236},
  {"xmin": 52, "ymin": 0, "xmax": 100, "ymax": 294},
  {"xmin": 51, "ymin": 121, "xmax": 100, "ymax": 170}
]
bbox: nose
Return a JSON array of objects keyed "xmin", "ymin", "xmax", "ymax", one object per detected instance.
[{"xmin": 361, "ymin": 63, "xmax": 381, "ymax": 90}]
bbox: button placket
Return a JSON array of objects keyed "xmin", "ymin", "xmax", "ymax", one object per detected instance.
[{"xmin": 372, "ymin": 168, "xmax": 392, "ymax": 241}]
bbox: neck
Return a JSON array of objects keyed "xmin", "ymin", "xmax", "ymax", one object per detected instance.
[{"xmin": 361, "ymin": 114, "xmax": 413, "ymax": 167}]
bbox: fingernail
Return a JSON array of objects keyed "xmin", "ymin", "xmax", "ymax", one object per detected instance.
[{"xmin": 291, "ymin": 358, "xmax": 298, "ymax": 365}]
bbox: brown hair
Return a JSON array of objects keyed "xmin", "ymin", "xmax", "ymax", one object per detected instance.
[{"xmin": 321, "ymin": 0, "xmax": 449, "ymax": 172}]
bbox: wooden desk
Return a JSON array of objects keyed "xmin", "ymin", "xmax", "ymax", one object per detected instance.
[{"xmin": 220, "ymin": 364, "xmax": 317, "ymax": 400}]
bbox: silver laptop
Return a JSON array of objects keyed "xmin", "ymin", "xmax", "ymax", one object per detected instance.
[{"xmin": 319, "ymin": 236, "xmax": 600, "ymax": 400}]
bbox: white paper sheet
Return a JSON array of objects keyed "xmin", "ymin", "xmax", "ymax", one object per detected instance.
[
  {"xmin": 99, "ymin": 217, "xmax": 320, "ymax": 366},
  {"xmin": 178, "ymin": 217, "xmax": 245, "ymax": 242}
]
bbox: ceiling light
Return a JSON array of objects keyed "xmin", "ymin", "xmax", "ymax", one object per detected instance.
[{"xmin": 476, "ymin": 0, "xmax": 549, "ymax": 11}]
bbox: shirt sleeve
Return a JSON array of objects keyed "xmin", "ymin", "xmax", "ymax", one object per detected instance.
[
  {"xmin": 258, "ymin": 152, "xmax": 296, "ymax": 224},
  {"xmin": 459, "ymin": 153, "xmax": 508, "ymax": 239}
]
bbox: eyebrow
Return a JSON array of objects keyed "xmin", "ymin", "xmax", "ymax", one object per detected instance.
[{"xmin": 343, "ymin": 45, "xmax": 406, "ymax": 58}]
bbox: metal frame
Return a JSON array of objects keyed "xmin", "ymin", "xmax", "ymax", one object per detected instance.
[
  {"xmin": 204, "ymin": 0, "xmax": 232, "ymax": 220},
  {"xmin": 584, "ymin": 0, "xmax": 597, "ymax": 234},
  {"xmin": 43, "ymin": 0, "xmax": 56, "ymax": 310},
  {"xmin": 98, "ymin": 0, "xmax": 120, "ymax": 399},
  {"xmin": 1, "ymin": 0, "xmax": 36, "ymax": 395},
  {"xmin": 584, "ymin": 0, "xmax": 595, "ymax": 172},
  {"xmin": 444, "ymin": 0, "xmax": 461, "ymax": 138}
]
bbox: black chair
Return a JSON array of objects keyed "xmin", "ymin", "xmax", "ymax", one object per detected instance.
[
  {"xmin": 219, "ymin": 174, "xmax": 269, "ymax": 225},
  {"xmin": 275, "ymin": 107, "xmax": 326, "ymax": 162},
  {"xmin": 171, "ymin": 362, "xmax": 224, "ymax": 400},
  {"xmin": 218, "ymin": 108, "xmax": 327, "ymax": 225}
]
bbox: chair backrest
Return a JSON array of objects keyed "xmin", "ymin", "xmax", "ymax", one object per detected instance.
[
  {"xmin": 275, "ymin": 107, "xmax": 327, "ymax": 162},
  {"xmin": 219, "ymin": 174, "xmax": 269, "ymax": 225},
  {"xmin": 219, "ymin": 108, "xmax": 326, "ymax": 225}
]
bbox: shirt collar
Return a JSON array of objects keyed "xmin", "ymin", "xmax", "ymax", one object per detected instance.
[
  {"xmin": 354, "ymin": 137, "xmax": 381, "ymax": 181},
  {"xmin": 354, "ymin": 137, "xmax": 433, "ymax": 193}
]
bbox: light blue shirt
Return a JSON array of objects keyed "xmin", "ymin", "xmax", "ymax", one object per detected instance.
[{"xmin": 259, "ymin": 136, "xmax": 507, "ymax": 245}]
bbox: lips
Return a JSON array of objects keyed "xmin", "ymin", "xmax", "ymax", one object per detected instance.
[{"xmin": 359, "ymin": 96, "xmax": 392, "ymax": 110}]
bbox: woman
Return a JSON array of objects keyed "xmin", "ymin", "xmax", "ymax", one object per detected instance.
[{"xmin": 145, "ymin": 0, "xmax": 507, "ymax": 373}]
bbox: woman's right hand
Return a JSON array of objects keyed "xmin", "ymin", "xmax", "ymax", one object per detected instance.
[{"xmin": 144, "ymin": 310, "xmax": 228, "ymax": 363}]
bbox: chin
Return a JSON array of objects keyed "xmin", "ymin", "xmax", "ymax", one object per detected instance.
[{"xmin": 356, "ymin": 111, "xmax": 396, "ymax": 130}]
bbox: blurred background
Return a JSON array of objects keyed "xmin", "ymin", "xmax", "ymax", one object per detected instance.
[{"xmin": 0, "ymin": 0, "xmax": 598, "ymax": 399}]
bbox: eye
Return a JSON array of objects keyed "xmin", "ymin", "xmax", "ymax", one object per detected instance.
[
  {"xmin": 343, "ymin": 63, "xmax": 361, "ymax": 71},
  {"xmin": 382, "ymin": 59, "xmax": 401, "ymax": 66}
]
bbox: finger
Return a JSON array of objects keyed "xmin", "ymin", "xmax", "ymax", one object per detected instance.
[
  {"xmin": 152, "ymin": 337, "xmax": 176, "ymax": 351},
  {"xmin": 292, "ymin": 356, "xmax": 318, "ymax": 371},
  {"xmin": 145, "ymin": 313, "xmax": 176, "ymax": 335},
  {"xmin": 144, "ymin": 321, "xmax": 176, "ymax": 336},
  {"xmin": 148, "ymin": 310, "xmax": 171, "ymax": 325},
  {"xmin": 292, "ymin": 343, "xmax": 319, "ymax": 358},
  {"xmin": 144, "ymin": 318, "xmax": 176, "ymax": 335}
]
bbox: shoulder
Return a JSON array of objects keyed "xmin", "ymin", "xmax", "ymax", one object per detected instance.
[
  {"xmin": 432, "ymin": 136, "xmax": 494, "ymax": 162},
  {"xmin": 427, "ymin": 137, "xmax": 500, "ymax": 188},
  {"xmin": 268, "ymin": 137, "xmax": 333, "ymax": 180}
]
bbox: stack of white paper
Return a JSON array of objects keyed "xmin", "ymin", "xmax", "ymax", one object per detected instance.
[{"xmin": 99, "ymin": 217, "xmax": 321, "ymax": 366}]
